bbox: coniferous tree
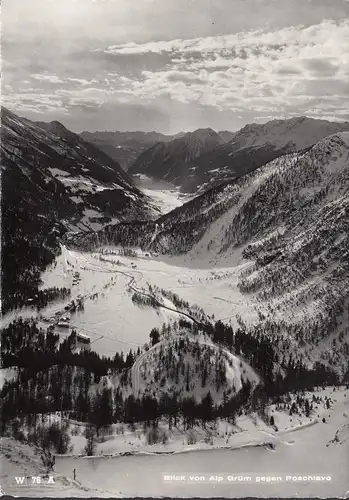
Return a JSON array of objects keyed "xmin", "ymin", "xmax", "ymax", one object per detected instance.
[
  {"xmin": 149, "ymin": 328, "xmax": 160, "ymax": 346},
  {"xmin": 200, "ymin": 391, "xmax": 214, "ymax": 427},
  {"xmin": 84, "ymin": 425, "xmax": 97, "ymax": 456}
]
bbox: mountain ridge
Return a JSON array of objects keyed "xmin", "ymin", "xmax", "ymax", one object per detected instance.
[
  {"xmin": 79, "ymin": 130, "xmax": 186, "ymax": 170},
  {"xmin": 128, "ymin": 127, "xmax": 226, "ymax": 183}
]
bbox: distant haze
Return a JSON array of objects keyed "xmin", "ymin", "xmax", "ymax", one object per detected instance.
[{"xmin": 3, "ymin": 0, "xmax": 349, "ymax": 134}]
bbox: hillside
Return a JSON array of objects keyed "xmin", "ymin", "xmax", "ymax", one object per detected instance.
[
  {"xmin": 128, "ymin": 128, "xmax": 225, "ymax": 183},
  {"xmin": 80, "ymin": 130, "xmax": 185, "ymax": 171},
  {"xmin": 72, "ymin": 132, "xmax": 349, "ymax": 371},
  {"xmin": 131, "ymin": 332, "xmax": 258, "ymax": 401},
  {"xmin": 1, "ymin": 107, "xmax": 153, "ymax": 313}
]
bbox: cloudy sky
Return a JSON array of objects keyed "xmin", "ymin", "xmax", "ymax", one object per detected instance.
[{"xmin": 3, "ymin": 0, "xmax": 349, "ymax": 133}]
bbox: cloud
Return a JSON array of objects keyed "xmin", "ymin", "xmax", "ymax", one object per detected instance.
[
  {"xmin": 301, "ymin": 58, "xmax": 340, "ymax": 77},
  {"xmin": 5, "ymin": 0, "xmax": 349, "ymax": 43},
  {"xmin": 31, "ymin": 73, "xmax": 64, "ymax": 84},
  {"xmin": 98, "ymin": 20, "xmax": 349, "ymax": 115},
  {"xmin": 3, "ymin": 1, "xmax": 349, "ymax": 132},
  {"xmin": 104, "ymin": 19, "xmax": 349, "ymax": 57}
]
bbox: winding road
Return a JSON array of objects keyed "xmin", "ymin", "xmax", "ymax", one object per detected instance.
[{"xmin": 131, "ymin": 341, "xmax": 165, "ymax": 397}]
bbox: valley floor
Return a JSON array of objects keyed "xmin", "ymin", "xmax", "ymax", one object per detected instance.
[
  {"xmin": 142, "ymin": 186, "xmax": 193, "ymax": 215},
  {"xmin": 1, "ymin": 245, "xmax": 259, "ymax": 356}
]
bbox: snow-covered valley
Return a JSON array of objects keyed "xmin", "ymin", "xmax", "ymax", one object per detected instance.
[
  {"xmin": 0, "ymin": 245, "xmax": 259, "ymax": 356},
  {"xmin": 133, "ymin": 174, "xmax": 194, "ymax": 215}
]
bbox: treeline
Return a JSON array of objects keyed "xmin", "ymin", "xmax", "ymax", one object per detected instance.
[
  {"xmin": 120, "ymin": 384, "xmax": 252, "ymax": 431},
  {"xmin": 1, "ymin": 156, "xmax": 72, "ymax": 315},
  {"xmin": 68, "ymin": 221, "xmax": 148, "ymax": 252},
  {"xmin": 146, "ymin": 316, "xmax": 344, "ymax": 400},
  {"xmin": 0, "ymin": 354, "xmax": 134, "ymax": 433},
  {"xmin": 204, "ymin": 320, "xmax": 274, "ymax": 384},
  {"xmin": 70, "ymin": 179, "xmax": 248, "ymax": 257},
  {"xmin": 141, "ymin": 335, "xmax": 231, "ymax": 396},
  {"xmin": 1, "ymin": 379, "xmax": 252, "ymax": 452},
  {"xmin": 1, "ymin": 314, "xmax": 345, "ymax": 443},
  {"xmin": 150, "ymin": 316, "xmax": 344, "ymax": 397},
  {"xmin": 1, "ymin": 219, "xmax": 63, "ymax": 314}
]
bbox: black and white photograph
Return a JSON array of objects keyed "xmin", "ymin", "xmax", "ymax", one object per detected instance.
[{"xmin": 1, "ymin": 0, "xmax": 349, "ymax": 497}]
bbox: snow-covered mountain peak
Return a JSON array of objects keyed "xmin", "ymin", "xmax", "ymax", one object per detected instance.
[
  {"xmin": 229, "ymin": 116, "xmax": 349, "ymax": 153},
  {"xmin": 309, "ymin": 130, "xmax": 349, "ymax": 160}
]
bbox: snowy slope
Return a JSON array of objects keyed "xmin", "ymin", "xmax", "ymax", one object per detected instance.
[
  {"xmin": 229, "ymin": 116, "xmax": 349, "ymax": 152},
  {"xmin": 2, "ymin": 107, "xmax": 154, "ymax": 230}
]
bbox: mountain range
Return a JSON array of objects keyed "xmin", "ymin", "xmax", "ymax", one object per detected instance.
[
  {"xmin": 126, "ymin": 117, "xmax": 349, "ymax": 192},
  {"xmin": 2, "ymin": 106, "xmax": 349, "ymax": 491},
  {"xmin": 79, "ymin": 130, "xmax": 186, "ymax": 171}
]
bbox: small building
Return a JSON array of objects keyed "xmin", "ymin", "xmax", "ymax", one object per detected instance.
[
  {"xmin": 57, "ymin": 320, "xmax": 70, "ymax": 328},
  {"xmin": 76, "ymin": 333, "xmax": 91, "ymax": 350}
]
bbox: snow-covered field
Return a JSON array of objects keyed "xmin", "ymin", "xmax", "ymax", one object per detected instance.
[{"xmin": 143, "ymin": 187, "xmax": 193, "ymax": 215}]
